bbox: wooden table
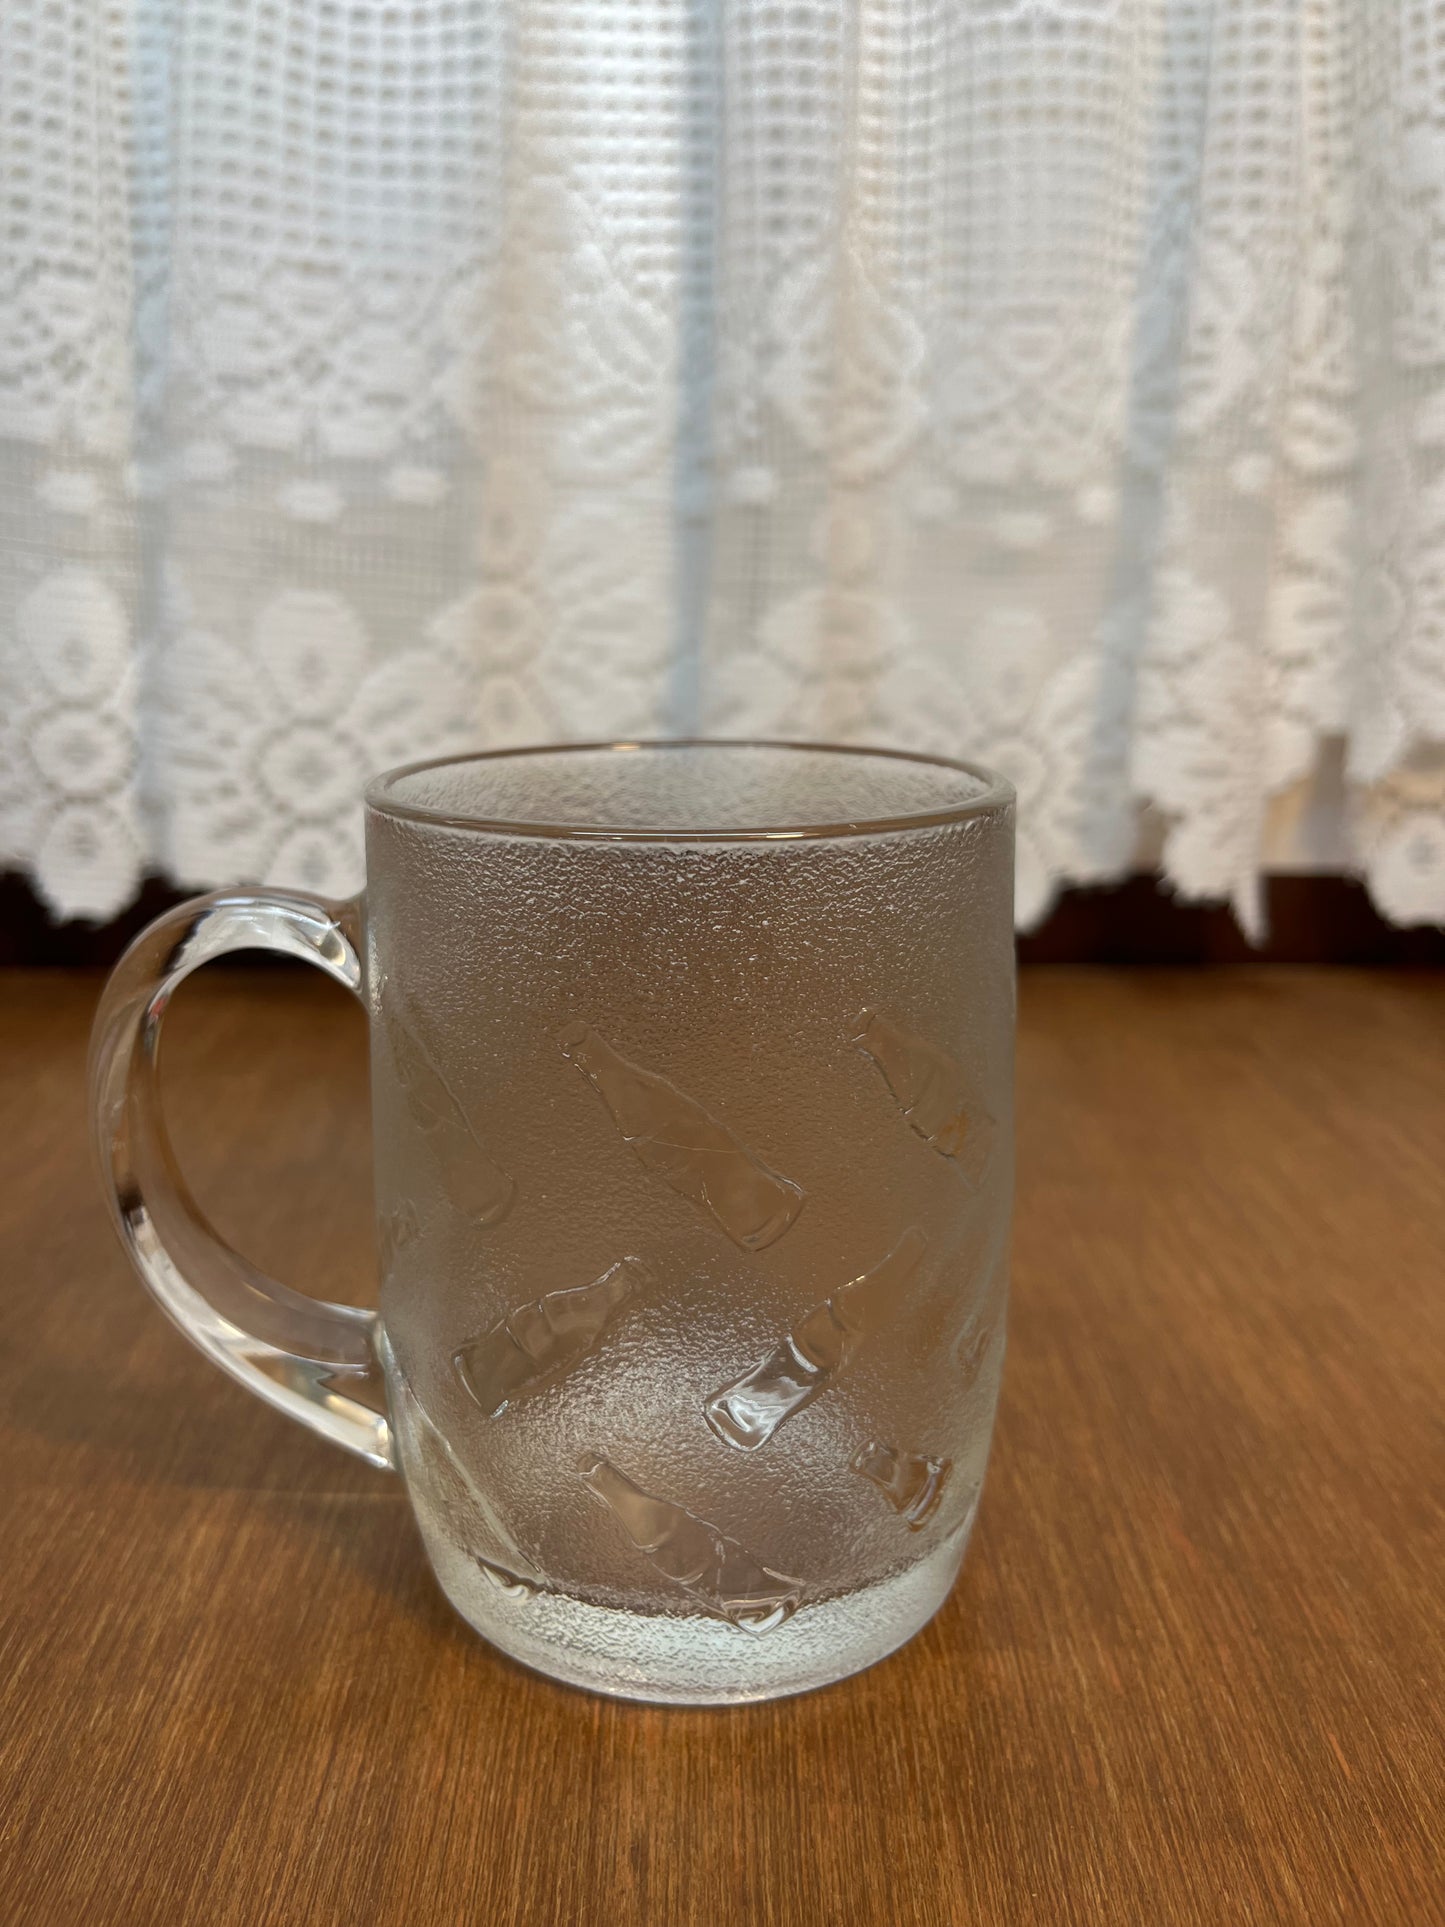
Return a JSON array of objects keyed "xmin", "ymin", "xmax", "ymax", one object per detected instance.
[{"xmin": 2, "ymin": 966, "xmax": 1441, "ymax": 1926}]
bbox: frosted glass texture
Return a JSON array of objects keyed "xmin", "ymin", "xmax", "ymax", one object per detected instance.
[{"xmin": 368, "ymin": 743, "xmax": 1014, "ymax": 1702}]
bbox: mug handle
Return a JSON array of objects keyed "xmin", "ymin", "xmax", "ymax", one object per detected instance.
[{"xmin": 89, "ymin": 888, "xmax": 395, "ymax": 1470}]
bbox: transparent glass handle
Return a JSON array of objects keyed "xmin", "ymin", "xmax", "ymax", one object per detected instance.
[{"xmin": 89, "ymin": 888, "xmax": 395, "ymax": 1470}]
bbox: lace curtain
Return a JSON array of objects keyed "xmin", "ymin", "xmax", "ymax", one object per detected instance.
[{"xmin": 3, "ymin": 1, "xmax": 1444, "ymax": 933}]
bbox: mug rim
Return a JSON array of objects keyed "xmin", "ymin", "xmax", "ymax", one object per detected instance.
[{"xmin": 365, "ymin": 739, "xmax": 1015, "ymax": 843}]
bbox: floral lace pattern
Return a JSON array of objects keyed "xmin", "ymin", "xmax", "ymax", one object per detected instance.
[{"xmin": 1, "ymin": 0, "xmax": 1442, "ymax": 929}]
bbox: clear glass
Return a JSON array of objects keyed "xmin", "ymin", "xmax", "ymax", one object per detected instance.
[{"xmin": 91, "ymin": 741, "xmax": 1015, "ymax": 1704}]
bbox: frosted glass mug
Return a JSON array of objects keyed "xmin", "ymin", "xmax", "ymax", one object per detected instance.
[{"xmin": 91, "ymin": 742, "xmax": 1015, "ymax": 1703}]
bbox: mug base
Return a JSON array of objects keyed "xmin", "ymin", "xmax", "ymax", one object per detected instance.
[{"xmin": 421, "ymin": 1525, "xmax": 974, "ymax": 1705}]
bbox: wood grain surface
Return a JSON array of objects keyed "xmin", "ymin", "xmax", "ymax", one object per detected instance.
[{"xmin": 1, "ymin": 966, "xmax": 1441, "ymax": 1927}]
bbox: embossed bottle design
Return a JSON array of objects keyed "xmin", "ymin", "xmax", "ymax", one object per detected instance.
[
  {"xmin": 582, "ymin": 1457, "xmax": 802, "ymax": 1632},
  {"xmin": 705, "ymin": 1227, "xmax": 929, "ymax": 1451},
  {"xmin": 454, "ymin": 1257, "xmax": 650, "ymax": 1419},
  {"xmin": 559, "ymin": 1022, "xmax": 804, "ymax": 1251},
  {"xmin": 378, "ymin": 1197, "xmax": 422, "ymax": 1275},
  {"xmin": 851, "ymin": 1442, "xmax": 951, "ymax": 1528},
  {"xmin": 853, "ymin": 1008, "xmax": 994, "ymax": 1187},
  {"xmin": 391, "ymin": 1374, "xmax": 543, "ymax": 1600},
  {"xmin": 388, "ymin": 999, "xmax": 515, "ymax": 1223}
]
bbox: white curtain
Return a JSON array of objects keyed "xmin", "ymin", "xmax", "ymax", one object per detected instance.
[{"xmin": 3, "ymin": 1, "xmax": 1444, "ymax": 933}]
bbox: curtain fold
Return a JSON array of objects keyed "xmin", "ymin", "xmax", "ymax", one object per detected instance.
[{"xmin": 2, "ymin": 0, "xmax": 1443, "ymax": 929}]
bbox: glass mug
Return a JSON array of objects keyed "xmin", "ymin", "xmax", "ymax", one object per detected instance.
[{"xmin": 91, "ymin": 742, "xmax": 1015, "ymax": 1704}]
